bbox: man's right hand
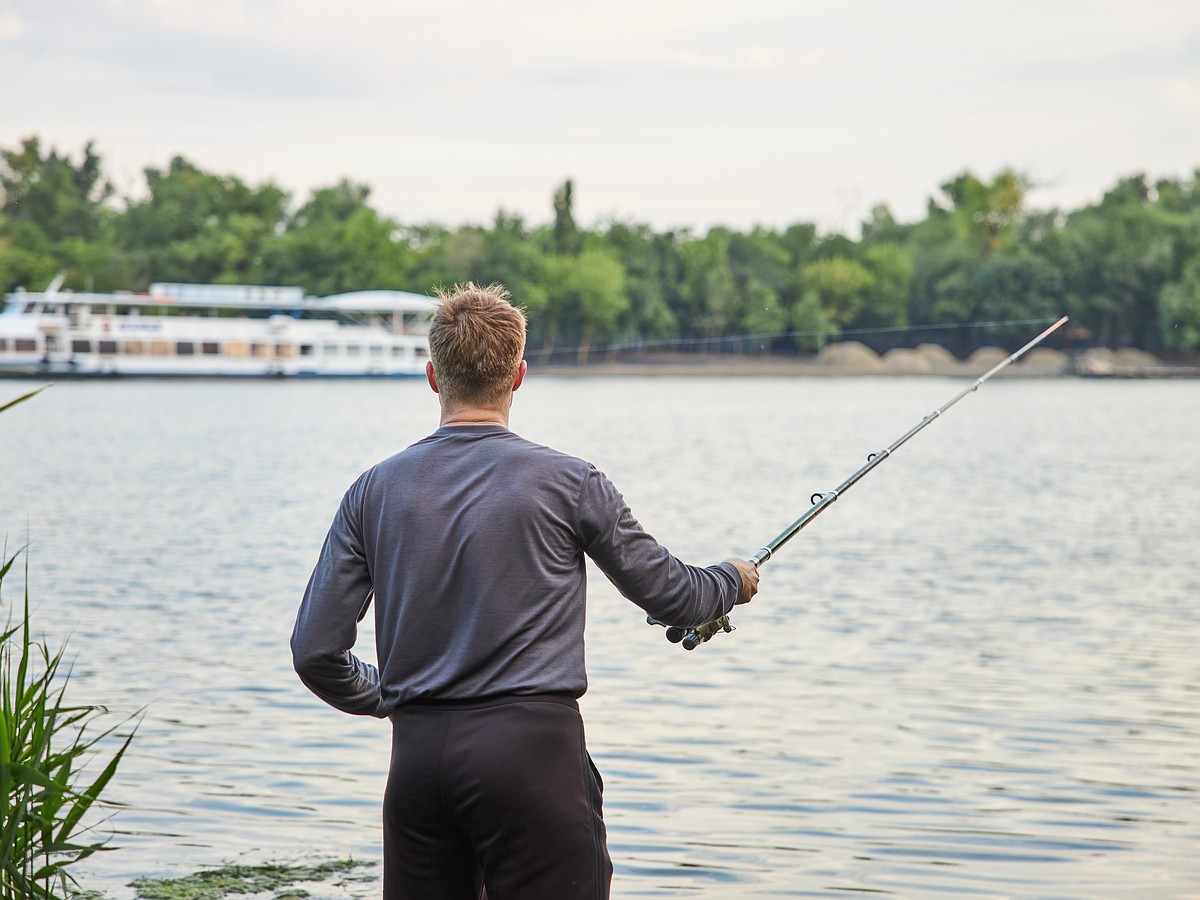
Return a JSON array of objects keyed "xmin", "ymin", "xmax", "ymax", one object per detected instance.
[{"xmin": 725, "ymin": 558, "xmax": 760, "ymax": 605}]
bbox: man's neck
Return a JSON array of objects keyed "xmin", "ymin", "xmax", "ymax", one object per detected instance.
[{"xmin": 440, "ymin": 404, "xmax": 509, "ymax": 428}]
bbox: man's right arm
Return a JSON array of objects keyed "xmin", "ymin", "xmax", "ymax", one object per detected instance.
[{"xmin": 577, "ymin": 466, "xmax": 755, "ymax": 626}]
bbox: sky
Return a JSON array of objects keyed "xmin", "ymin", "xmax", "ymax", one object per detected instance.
[{"xmin": 1, "ymin": 0, "xmax": 1198, "ymax": 235}]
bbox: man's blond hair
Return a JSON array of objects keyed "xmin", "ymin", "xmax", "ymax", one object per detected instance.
[{"xmin": 429, "ymin": 283, "xmax": 527, "ymax": 406}]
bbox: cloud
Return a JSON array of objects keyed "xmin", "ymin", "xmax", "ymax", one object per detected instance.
[
  {"xmin": 0, "ymin": 9, "xmax": 21, "ymax": 41},
  {"xmin": 665, "ymin": 45, "xmax": 835, "ymax": 75},
  {"xmin": 100, "ymin": 0, "xmax": 265, "ymax": 39},
  {"xmin": 2, "ymin": 0, "xmax": 1198, "ymax": 232},
  {"xmin": 1165, "ymin": 77, "xmax": 1200, "ymax": 114}
]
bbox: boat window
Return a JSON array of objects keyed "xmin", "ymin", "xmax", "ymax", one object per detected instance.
[
  {"xmin": 415, "ymin": 346, "xmax": 428, "ymax": 357},
  {"xmin": 23, "ymin": 302, "xmax": 37, "ymax": 313},
  {"xmin": 0, "ymin": 338, "xmax": 6, "ymax": 351},
  {"xmin": 15, "ymin": 339, "xmax": 37, "ymax": 352},
  {"xmin": 369, "ymin": 345, "xmax": 383, "ymax": 357},
  {"xmin": 323, "ymin": 344, "xmax": 338, "ymax": 356},
  {"xmin": 150, "ymin": 341, "xmax": 172, "ymax": 356},
  {"xmin": 392, "ymin": 346, "xmax": 405, "ymax": 357},
  {"xmin": 176, "ymin": 341, "xmax": 195, "ymax": 355},
  {"xmin": 202, "ymin": 342, "xmax": 221, "ymax": 355},
  {"xmin": 99, "ymin": 340, "xmax": 118, "ymax": 354},
  {"xmin": 299, "ymin": 344, "xmax": 313, "ymax": 356},
  {"xmin": 225, "ymin": 342, "xmax": 249, "ymax": 358},
  {"xmin": 123, "ymin": 340, "xmax": 145, "ymax": 354},
  {"xmin": 346, "ymin": 345, "xmax": 362, "ymax": 356},
  {"xmin": 276, "ymin": 344, "xmax": 296, "ymax": 358},
  {"xmin": 251, "ymin": 343, "xmax": 271, "ymax": 358},
  {"xmin": 72, "ymin": 339, "xmax": 92, "ymax": 353}
]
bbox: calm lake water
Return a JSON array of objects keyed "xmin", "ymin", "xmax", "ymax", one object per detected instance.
[{"xmin": 1, "ymin": 374, "xmax": 1198, "ymax": 898}]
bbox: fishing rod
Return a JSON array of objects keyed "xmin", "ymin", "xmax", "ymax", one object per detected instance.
[{"xmin": 650, "ymin": 315, "xmax": 1070, "ymax": 651}]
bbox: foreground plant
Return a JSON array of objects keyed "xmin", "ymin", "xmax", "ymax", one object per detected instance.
[{"xmin": 2, "ymin": 387, "xmax": 137, "ymax": 898}]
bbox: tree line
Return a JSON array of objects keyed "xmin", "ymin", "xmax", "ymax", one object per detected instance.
[{"xmin": 2, "ymin": 136, "xmax": 1199, "ymax": 357}]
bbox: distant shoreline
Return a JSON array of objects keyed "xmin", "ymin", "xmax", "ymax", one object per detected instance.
[
  {"xmin": 3, "ymin": 348, "xmax": 1196, "ymax": 381},
  {"xmin": 531, "ymin": 350, "xmax": 1200, "ymax": 379}
]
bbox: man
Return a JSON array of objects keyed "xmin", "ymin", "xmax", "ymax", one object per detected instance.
[{"xmin": 292, "ymin": 283, "xmax": 759, "ymax": 899}]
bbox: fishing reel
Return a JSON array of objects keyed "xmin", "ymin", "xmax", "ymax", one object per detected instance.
[{"xmin": 647, "ymin": 615, "xmax": 734, "ymax": 650}]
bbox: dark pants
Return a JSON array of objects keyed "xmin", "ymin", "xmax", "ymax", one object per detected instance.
[{"xmin": 384, "ymin": 694, "xmax": 612, "ymax": 900}]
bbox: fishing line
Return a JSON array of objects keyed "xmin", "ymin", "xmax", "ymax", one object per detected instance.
[{"xmin": 650, "ymin": 316, "xmax": 1070, "ymax": 650}]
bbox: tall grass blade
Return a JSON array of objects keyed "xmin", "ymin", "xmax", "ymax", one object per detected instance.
[
  {"xmin": 3, "ymin": 391, "xmax": 137, "ymax": 900},
  {"xmin": 0, "ymin": 386, "xmax": 48, "ymax": 415}
]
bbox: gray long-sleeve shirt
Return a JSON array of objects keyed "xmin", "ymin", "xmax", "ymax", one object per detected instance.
[{"xmin": 292, "ymin": 424, "xmax": 740, "ymax": 717}]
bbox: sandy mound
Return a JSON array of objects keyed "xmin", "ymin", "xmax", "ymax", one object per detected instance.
[
  {"xmin": 817, "ymin": 341, "xmax": 884, "ymax": 373},
  {"xmin": 881, "ymin": 347, "xmax": 932, "ymax": 374},
  {"xmin": 1113, "ymin": 348, "xmax": 1160, "ymax": 367},
  {"xmin": 1077, "ymin": 347, "xmax": 1115, "ymax": 375},
  {"xmin": 915, "ymin": 343, "xmax": 957, "ymax": 366},
  {"xmin": 962, "ymin": 346, "xmax": 1009, "ymax": 374},
  {"xmin": 1021, "ymin": 348, "xmax": 1069, "ymax": 372}
]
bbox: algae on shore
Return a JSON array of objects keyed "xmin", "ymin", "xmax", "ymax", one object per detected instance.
[{"xmin": 129, "ymin": 860, "xmax": 375, "ymax": 900}]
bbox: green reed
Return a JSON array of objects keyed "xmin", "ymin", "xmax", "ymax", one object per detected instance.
[{"xmin": 2, "ymin": 387, "xmax": 137, "ymax": 898}]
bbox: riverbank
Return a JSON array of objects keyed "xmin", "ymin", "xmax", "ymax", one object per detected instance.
[{"xmin": 533, "ymin": 342, "xmax": 1200, "ymax": 378}]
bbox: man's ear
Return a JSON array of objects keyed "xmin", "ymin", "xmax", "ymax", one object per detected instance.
[
  {"xmin": 425, "ymin": 360, "xmax": 439, "ymax": 393},
  {"xmin": 512, "ymin": 359, "xmax": 528, "ymax": 392}
]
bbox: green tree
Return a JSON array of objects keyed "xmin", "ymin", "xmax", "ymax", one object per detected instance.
[
  {"xmin": 542, "ymin": 248, "xmax": 628, "ymax": 361},
  {"xmin": 725, "ymin": 228, "xmax": 794, "ymax": 345},
  {"xmin": 860, "ymin": 204, "xmax": 911, "ymax": 244},
  {"xmin": 1, "ymin": 137, "xmax": 111, "ymax": 244},
  {"xmin": 973, "ymin": 250, "xmax": 1064, "ymax": 342},
  {"xmin": 1042, "ymin": 175, "xmax": 1175, "ymax": 347},
  {"xmin": 939, "ymin": 169, "xmax": 1028, "ymax": 255},
  {"xmin": 476, "ymin": 213, "xmax": 548, "ymax": 321},
  {"xmin": 551, "ymin": 180, "xmax": 581, "ymax": 255},
  {"xmin": 678, "ymin": 230, "xmax": 740, "ymax": 336},
  {"xmin": 789, "ymin": 289, "xmax": 838, "ymax": 351},
  {"xmin": 0, "ymin": 137, "xmax": 119, "ymax": 293},
  {"xmin": 802, "ymin": 256, "xmax": 875, "ymax": 327},
  {"xmin": 117, "ymin": 156, "xmax": 287, "ymax": 287},
  {"xmin": 599, "ymin": 222, "xmax": 678, "ymax": 343},
  {"xmin": 741, "ymin": 278, "xmax": 787, "ymax": 347},
  {"xmin": 854, "ymin": 243, "xmax": 914, "ymax": 328},
  {"xmin": 1159, "ymin": 255, "xmax": 1200, "ymax": 350},
  {"xmin": 407, "ymin": 213, "xmax": 549, "ymax": 326},
  {"xmin": 904, "ymin": 169, "xmax": 1032, "ymax": 330},
  {"xmin": 258, "ymin": 180, "xmax": 415, "ymax": 295}
]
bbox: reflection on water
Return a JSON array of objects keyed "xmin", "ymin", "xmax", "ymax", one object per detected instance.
[{"xmin": 1, "ymin": 376, "xmax": 1197, "ymax": 897}]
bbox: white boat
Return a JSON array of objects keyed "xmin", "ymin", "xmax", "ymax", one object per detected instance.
[{"xmin": 0, "ymin": 280, "xmax": 438, "ymax": 378}]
